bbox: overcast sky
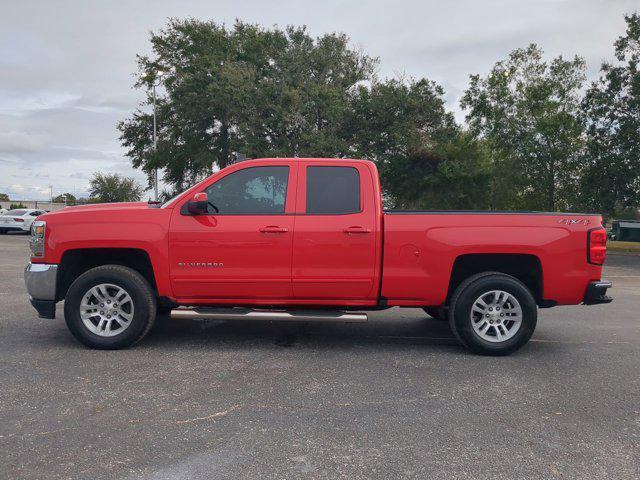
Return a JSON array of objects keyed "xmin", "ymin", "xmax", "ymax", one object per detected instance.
[{"xmin": 1, "ymin": 0, "xmax": 637, "ymax": 200}]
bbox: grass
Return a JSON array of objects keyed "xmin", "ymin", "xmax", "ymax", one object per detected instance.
[{"xmin": 607, "ymin": 240, "xmax": 640, "ymax": 253}]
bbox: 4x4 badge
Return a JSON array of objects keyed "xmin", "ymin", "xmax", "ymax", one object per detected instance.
[{"xmin": 558, "ymin": 218, "xmax": 590, "ymax": 226}]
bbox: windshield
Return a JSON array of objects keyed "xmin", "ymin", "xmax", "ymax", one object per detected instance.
[
  {"xmin": 160, "ymin": 165, "xmax": 226, "ymax": 209},
  {"xmin": 161, "ymin": 192, "xmax": 183, "ymax": 209},
  {"xmin": 6, "ymin": 209, "xmax": 27, "ymax": 216}
]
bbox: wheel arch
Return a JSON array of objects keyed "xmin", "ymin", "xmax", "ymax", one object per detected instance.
[
  {"xmin": 56, "ymin": 248, "xmax": 157, "ymax": 301},
  {"xmin": 447, "ymin": 253, "xmax": 543, "ymax": 306}
]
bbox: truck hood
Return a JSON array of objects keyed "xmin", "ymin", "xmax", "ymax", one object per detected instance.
[
  {"xmin": 45, "ymin": 202, "xmax": 151, "ymax": 216},
  {"xmin": 37, "ymin": 202, "xmax": 164, "ymax": 224},
  {"xmin": 67, "ymin": 201, "xmax": 150, "ymax": 210},
  {"xmin": 33, "ymin": 201, "xmax": 171, "ymax": 265}
]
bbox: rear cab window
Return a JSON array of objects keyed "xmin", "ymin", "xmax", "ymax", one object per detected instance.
[{"xmin": 306, "ymin": 166, "xmax": 360, "ymax": 214}]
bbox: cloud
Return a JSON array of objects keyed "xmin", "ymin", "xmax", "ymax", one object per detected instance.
[
  {"xmin": 69, "ymin": 172, "xmax": 90, "ymax": 180},
  {"xmin": 0, "ymin": 92, "xmax": 82, "ymax": 116},
  {"xmin": 0, "ymin": 132, "xmax": 45, "ymax": 154}
]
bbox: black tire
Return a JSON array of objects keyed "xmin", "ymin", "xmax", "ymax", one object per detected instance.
[
  {"xmin": 154, "ymin": 305, "xmax": 173, "ymax": 325},
  {"xmin": 448, "ymin": 272, "xmax": 537, "ymax": 356},
  {"xmin": 423, "ymin": 306, "xmax": 447, "ymax": 321},
  {"xmin": 64, "ymin": 265, "xmax": 157, "ymax": 349}
]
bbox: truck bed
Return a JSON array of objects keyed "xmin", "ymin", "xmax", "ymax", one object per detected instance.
[
  {"xmin": 381, "ymin": 211, "xmax": 603, "ymax": 307},
  {"xmin": 385, "ymin": 210, "xmax": 602, "ymax": 216}
]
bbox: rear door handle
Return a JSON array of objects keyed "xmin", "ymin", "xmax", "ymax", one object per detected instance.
[
  {"xmin": 343, "ymin": 226, "xmax": 371, "ymax": 234},
  {"xmin": 259, "ymin": 225, "xmax": 289, "ymax": 233}
]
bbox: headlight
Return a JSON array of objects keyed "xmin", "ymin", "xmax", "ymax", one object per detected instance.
[{"xmin": 29, "ymin": 220, "xmax": 46, "ymax": 257}]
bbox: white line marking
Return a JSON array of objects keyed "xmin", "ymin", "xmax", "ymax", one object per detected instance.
[{"xmin": 176, "ymin": 405, "xmax": 240, "ymax": 424}]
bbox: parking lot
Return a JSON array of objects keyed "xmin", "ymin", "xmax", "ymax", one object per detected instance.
[{"xmin": 0, "ymin": 232, "xmax": 638, "ymax": 479}]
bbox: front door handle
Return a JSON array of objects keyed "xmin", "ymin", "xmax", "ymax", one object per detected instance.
[
  {"xmin": 343, "ymin": 226, "xmax": 371, "ymax": 234},
  {"xmin": 259, "ymin": 225, "xmax": 289, "ymax": 233}
]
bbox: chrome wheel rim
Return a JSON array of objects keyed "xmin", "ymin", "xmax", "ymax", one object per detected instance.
[
  {"xmin": 470, "ymin": 290, "xmax": 522, "ymax": 343},
  {"xmin": 80, "ymin": 283, "xmax": 134, "ymax": 337}
]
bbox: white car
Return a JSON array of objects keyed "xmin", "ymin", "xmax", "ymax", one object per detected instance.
[{"xmin": 0, "ymin": 209, "xmax": 46, "ymax": 234}]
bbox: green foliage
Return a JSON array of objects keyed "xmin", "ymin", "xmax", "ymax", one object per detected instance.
[
  {"xmin": 9, "ymin": 203, "xmax": 27, "ymax": 209},
  {"xmin": 119, "ymin": 20, "xmax": 376, "ymax": 191},
  {"xmin": 88, "ymin": 173, "xmax": 143, "ymax": 203},
  {"xmin": 461, "ymin": 44, "xmax": 586, "ymax": 211},
  {"xmin": 351, "ymin": 78, "xmax": 489, "ymax": 209},
  {"xmin": 119, "ymin": 19, "xmax": 484, "ymax": 210},
  {"xmin": 0, "ymin": 193, "xmax": 9, "ymax": 202},
  {"xmin": 52, "ymin": 193, "xmax": 76, "ymax": 205},
  {"xmin": 581, "ymin": 14, "xmax": 640, "ymax": 218},
  {"xmin": 611, "ymin": 207, "xmax": 640, "ymax": 221}
]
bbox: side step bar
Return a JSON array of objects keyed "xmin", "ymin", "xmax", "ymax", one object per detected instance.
[{"xmin": 170, "ymin": 308, "xmax": 368, "ymax": 323}]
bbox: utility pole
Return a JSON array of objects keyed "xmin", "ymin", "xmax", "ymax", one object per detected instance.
[
  {"xmin": 152, "ymin": 82, "xmax": 158, "ymax": 201},
  {"xmin": 151, "ymin": 70, "xmax": 165, "ymax": 202}
]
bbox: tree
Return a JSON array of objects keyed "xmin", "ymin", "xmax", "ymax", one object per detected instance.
[
  {"xmin": 350, "ymin": 77, "xmax": 490, "ymax": 209},
  {"xmin": 581, "ymin": 13, "xmax": 640, "ymax": 217},
  {"xmin": 0, "ymin": 193, "xmax": 9, "ymax": 202},
  {"xmin": 52, "ymin": 193, "xmax": 76, "ymax": 205},
  {"xmin": 88, "ymin": 173, "xmax": 143, "ymax": 203},
  {"xmin": 118, "ymin": 20, "xmax": 376, "ymax": 191},
  {"xmin": 119, "ymin": 19, "xmax": 497, "ymax": 211},
  {"xmin": 461, "ymin": 44, "xmax": 586, "ymax": 211}
]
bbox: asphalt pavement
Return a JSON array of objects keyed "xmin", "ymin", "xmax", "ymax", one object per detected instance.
[{"xmin": 0, "ymin": 233, "xmax": 638, "ymax": 479}]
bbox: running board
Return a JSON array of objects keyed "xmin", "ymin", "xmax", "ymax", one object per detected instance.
[{"xmin": 170, "ymin": 308, "xmax": 368, "ymax": 323}]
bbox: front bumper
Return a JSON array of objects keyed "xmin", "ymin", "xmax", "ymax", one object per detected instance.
[
  {"xmin": 24, "ymin": 263, "xmax": 58, "ymax": 319},
  {"xmin": 583, "ymin": 281, "xmax": 613, "ymax": 305}
]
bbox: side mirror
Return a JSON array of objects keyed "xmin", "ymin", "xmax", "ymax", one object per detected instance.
[{"xmin": 187, "ymin": 192, "xmax": 208, "ymax": 215}]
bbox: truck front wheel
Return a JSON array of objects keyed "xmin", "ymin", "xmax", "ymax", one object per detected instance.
[
  {"xmin": 449, "ymin": 272, "xmax": 537, "ymax": 356},
  {"xmin": 63, "ymin": 265, "xmax": 157, "ymax": 349}
]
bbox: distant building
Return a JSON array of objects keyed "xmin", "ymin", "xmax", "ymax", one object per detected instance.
[{"xmin": 611, "ymin": 220, "xmax": 640, "ymax": 242}]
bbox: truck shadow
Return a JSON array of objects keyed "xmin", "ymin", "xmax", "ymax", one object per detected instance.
[{"xmin": 144, "ymin": 312, "xmax": 462, "ymax": 352}]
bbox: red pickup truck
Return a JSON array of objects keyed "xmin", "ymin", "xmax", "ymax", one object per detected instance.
[{"xmin": 24, "ymin": 158, "xmax": 612, "ymax": 355}]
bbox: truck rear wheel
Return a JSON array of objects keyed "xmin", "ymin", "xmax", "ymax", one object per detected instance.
[
  {"xmin": 63, "ymin": 265, "xmax": 157, "ymax": 349},
  {"xmin": 448, "ymin": 272, "xmax": 537, "ymax": 356}
]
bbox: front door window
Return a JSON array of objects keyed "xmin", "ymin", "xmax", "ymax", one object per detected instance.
[{"xmin": 205, "ymin": 166, "xmax": 289, "ymax": 214}]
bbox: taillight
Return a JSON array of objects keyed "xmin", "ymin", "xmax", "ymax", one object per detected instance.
[
  {"xmin": 588, "ymin": 227, "xmax": 607, "ymax": 265},
  {"xmin": 14, "ymin": 218, "xmax": 24, "ymax": 222}
]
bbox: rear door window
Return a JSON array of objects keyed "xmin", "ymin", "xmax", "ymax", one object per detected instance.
[{"xmin": 306, "ymin": 166, "xmax": 360, "ymax": 214}]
